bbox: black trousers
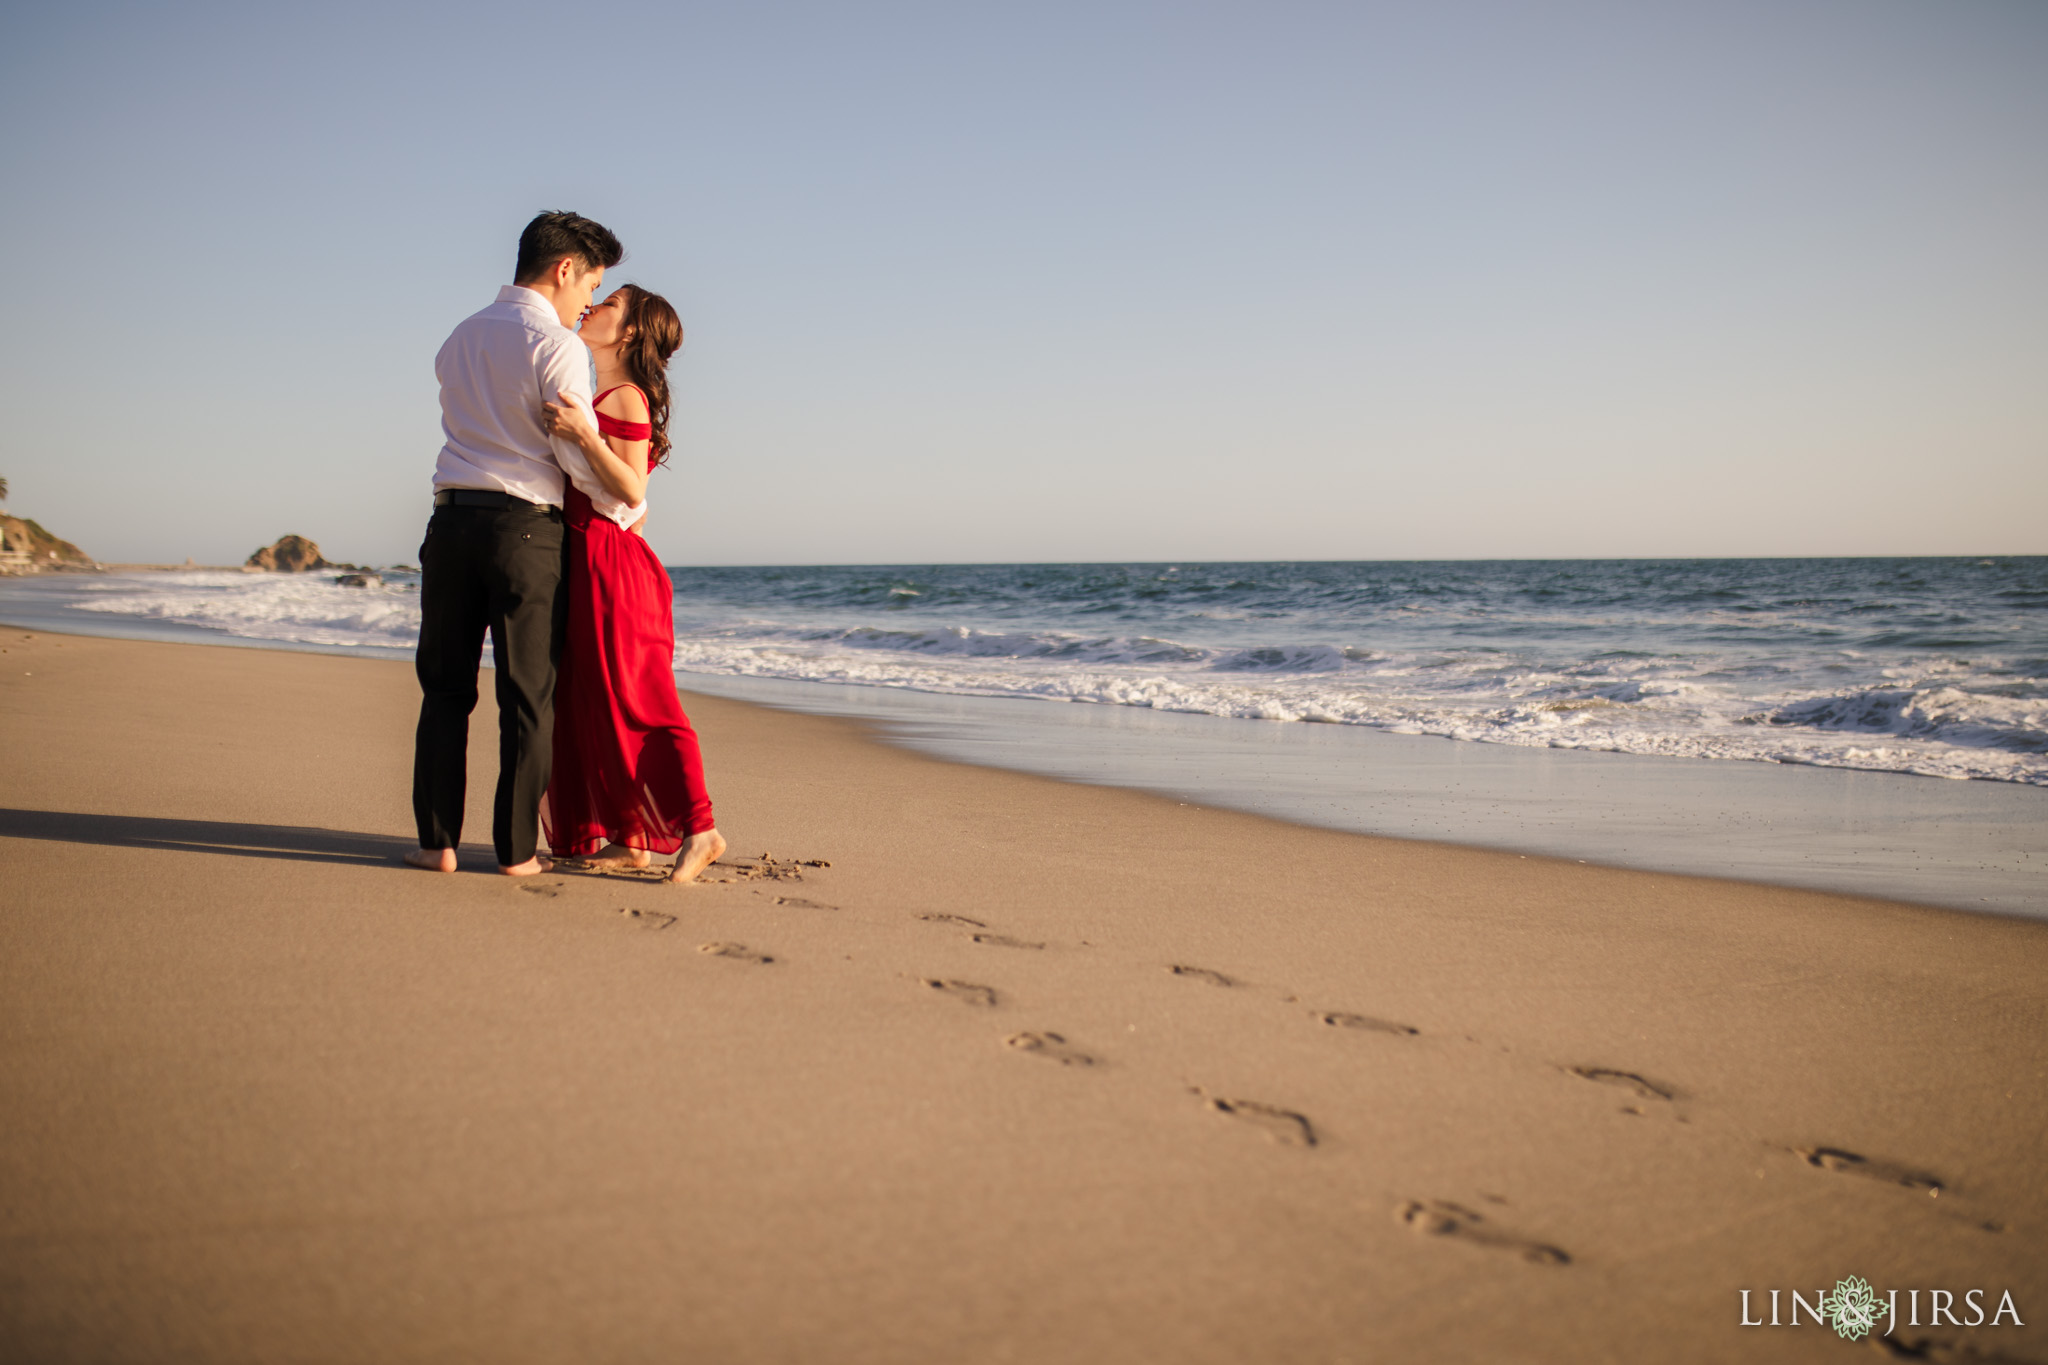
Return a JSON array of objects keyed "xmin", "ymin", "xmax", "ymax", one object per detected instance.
[{"xmin": 412, "ymin": 502, "xmax": 568, "ymax": 866}]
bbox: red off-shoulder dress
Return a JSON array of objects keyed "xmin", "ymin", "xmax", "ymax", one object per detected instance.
[{"xmin": 542, "ymin": 386, "xmax": 716, "ymax": 856}]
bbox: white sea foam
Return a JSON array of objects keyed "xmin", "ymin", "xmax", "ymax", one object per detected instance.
[
  {"xmin": 69, "ymin": 570, "xmax": 423, "ymax": 650},
  {"xmin": 664, "ymin": 626, "xmax": 2048, "ymax": 785},
  {"xmin": 671, "ymin": 646, "xmax": 2031, "ymax": 785}
]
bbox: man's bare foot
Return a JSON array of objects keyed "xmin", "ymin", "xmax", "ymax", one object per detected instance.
[
  {"xmin": 586, "ymin": 842, "xmax": 652, "ymax": 871},
  {"xmin": 668, "ymin": 829, "xmax": 727, "ymax": 884},
  {"xmin": 405, "ymin": 847, "xmax": 457, "ymax": 873},
  {"xmin": 499, "ymin": 855, "xmax": 554, "ymax": 877}
]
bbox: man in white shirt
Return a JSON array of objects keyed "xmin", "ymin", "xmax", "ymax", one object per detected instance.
[{"xmin": 408, "ymin": 211, "xmax": 634, "ymax": 876}]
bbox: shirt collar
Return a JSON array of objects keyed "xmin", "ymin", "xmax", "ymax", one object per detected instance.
[{"xmin": 497, "ymin": 284, "xmax": 558, "ymax": 321}]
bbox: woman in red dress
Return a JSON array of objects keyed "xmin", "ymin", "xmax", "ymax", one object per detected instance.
[{"xmin": 539, "ymin": 284, "xmax": 727, "ymax": 883}]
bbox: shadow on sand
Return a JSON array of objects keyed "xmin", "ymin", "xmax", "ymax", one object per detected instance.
[{"xmin": 0, "ymin": 808, "xmax": 415, "ymax": 869}]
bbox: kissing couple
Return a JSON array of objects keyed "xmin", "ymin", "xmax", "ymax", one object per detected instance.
[{"xmin": 406, "ymin": 211, "xmax": 727, "ymax": 883}]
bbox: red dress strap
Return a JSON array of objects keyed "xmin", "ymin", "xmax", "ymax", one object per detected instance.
[
  {"xmin": 590, "ymin": 385, "xmax": 653, "ymax": 455},
  {"xmin": 592, "ymin": 384, "xmax": 646, "ymax": 410}
]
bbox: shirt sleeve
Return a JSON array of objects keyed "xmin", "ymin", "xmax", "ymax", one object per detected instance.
[{"xmin": 538, "ymin": 335, "xmax": 647, "ymax": 528}]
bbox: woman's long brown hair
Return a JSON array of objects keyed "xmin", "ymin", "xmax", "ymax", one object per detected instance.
[{"xmin": 614, "ymin": 284, "xmax": 684, "ymax": 468}]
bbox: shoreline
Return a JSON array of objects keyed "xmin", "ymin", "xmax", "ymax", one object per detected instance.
[
  {"xmin": 5, "ymin": 615, "xmax": 2043, "ymax": 917},
  {"xmin": 2, "ymin": 631, "xmax": 2045, "ymax": 1361}
]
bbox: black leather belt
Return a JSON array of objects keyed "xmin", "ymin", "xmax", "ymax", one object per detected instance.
[{"xmin": 434, "ymin": 489, "xmax": 553, "ymax": 512}]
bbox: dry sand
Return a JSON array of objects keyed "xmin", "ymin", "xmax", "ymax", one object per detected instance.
[{"xmin": 2, "ymin": 629, "xmax": 2043, "ymax": 1363}]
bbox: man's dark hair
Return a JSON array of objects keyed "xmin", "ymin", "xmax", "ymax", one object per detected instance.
[{"xmin": 513, "ymin": 211, "xmax": 624, "ymax": 284}]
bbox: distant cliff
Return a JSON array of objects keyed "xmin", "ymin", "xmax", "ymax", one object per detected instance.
[{"xmin": 0, "ymin": 514, "xmax": 92, "ymax": 573}]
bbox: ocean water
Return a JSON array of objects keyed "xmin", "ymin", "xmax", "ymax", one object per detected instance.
[{"xmin": 6, "ymin": 557, "xmax": 2039, "ymax": 786}]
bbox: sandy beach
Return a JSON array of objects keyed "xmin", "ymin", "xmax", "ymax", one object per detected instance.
[{"xmin": 2, "ymin": 628, "xmax": 2043, "ymax": 1363}]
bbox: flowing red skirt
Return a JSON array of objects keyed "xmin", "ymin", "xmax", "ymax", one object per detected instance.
[{"xmin": 543, "ymin": 496, "xmax": 715, "ymax": 856}]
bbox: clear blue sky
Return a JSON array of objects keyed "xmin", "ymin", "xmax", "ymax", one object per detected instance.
[{"xmin": 3, "ymin": 0, "xmax": 2043, "ymax": 565}]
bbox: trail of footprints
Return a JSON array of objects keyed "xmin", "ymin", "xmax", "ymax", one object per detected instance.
[
  {"xmin": 947, "ymin": 943, "xmax": 1992, "ymax": 1265},
  {"xmin": 517, "ymin": 860, "xmax": 1997, "ymax": 1271}
]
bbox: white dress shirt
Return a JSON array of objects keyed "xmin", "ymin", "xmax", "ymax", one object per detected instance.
[{"xmin": 432, "ymin": 285, "xmax": 646, "ymax": 527}]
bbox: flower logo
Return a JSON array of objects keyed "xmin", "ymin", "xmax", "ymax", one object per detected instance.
[{"xmin": 1820, "ymin": 1275, "xmax": 1884, "ymax": 1341}]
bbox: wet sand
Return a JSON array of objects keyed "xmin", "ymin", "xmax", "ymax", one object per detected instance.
[{"xmin": 2, "ymin": 629, "xmax": 2044, "ymax": 1363}]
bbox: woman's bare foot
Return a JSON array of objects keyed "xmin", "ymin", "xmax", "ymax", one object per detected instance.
[
  {"xmin": 405, "ymin": 847, "xmax": 457, "ymax": 873},
  {"xmin": 668, "ymin": 829, "xmax": 727, "ymax": 884},
  {"xmin": 499, "ymin": 855, "xmax": 554, "ymax": 876},
  {"xmin": 585, "ymin": 842, "xmax": 652, "ymax": 871}
]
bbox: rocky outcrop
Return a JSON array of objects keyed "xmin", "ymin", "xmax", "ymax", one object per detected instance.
[
  {"xmin": 0, "ymin": 515, "xmax": 92, "ymax": 574},
  {"xmin": 246, "ymin": 535, "xmax": 334, "ymax": 572}
]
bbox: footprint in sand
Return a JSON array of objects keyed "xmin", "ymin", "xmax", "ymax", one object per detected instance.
[
  {"xmin": 919, "ymin": 912, "xmax": 987, "ymax": 928},
  {"xmin": 1168, "ymin": 964, "xmax": 1237, "ymax": 987},
  {"xmin": 1190, "ymin": 1088, "xmax": 1318, "ymax": 1147},
  {"xmin": 1317, "ymin": 1010, "xmax": 1419, "ymax": 1037},
  {"xmin": 619, "ymin": 908, "xmax": 676, "ymax": 930},
  {"xmin": 712, "ymin": 854, "xmax": 831, "ymax": 885},
  {"xmin": 1566, "ymin": 1067, "xmax": 1676, "ymax": 1102},
  {"xmin": 698, "ymin": 941, "xmax": 775, "ymax": 964},
  {"xmin": 1398, "ymin": 1200, "xmax": 1570, "ymax": 1266},
  {"xmin": 920, "ymin": 978, "xmax": 1000, "ymax": 1007},
  {"xmin": 1793, "ymin": 1146, "xmax": 1943, "ymax": 1195},
  {"xmin": 1006, "ymin": 1031, "xmax": 1097, "ymax": 1066},
  {"xmin": 973, "ymin": 933, "xmax": 1046, "ymax": 950},
  {"xmin": 519, "ymin": 882, "xmax": 565, "ymax": 898},
  {"xmin": 773, "ymin": 896, "xmax": 838, "ymax": 910}
]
